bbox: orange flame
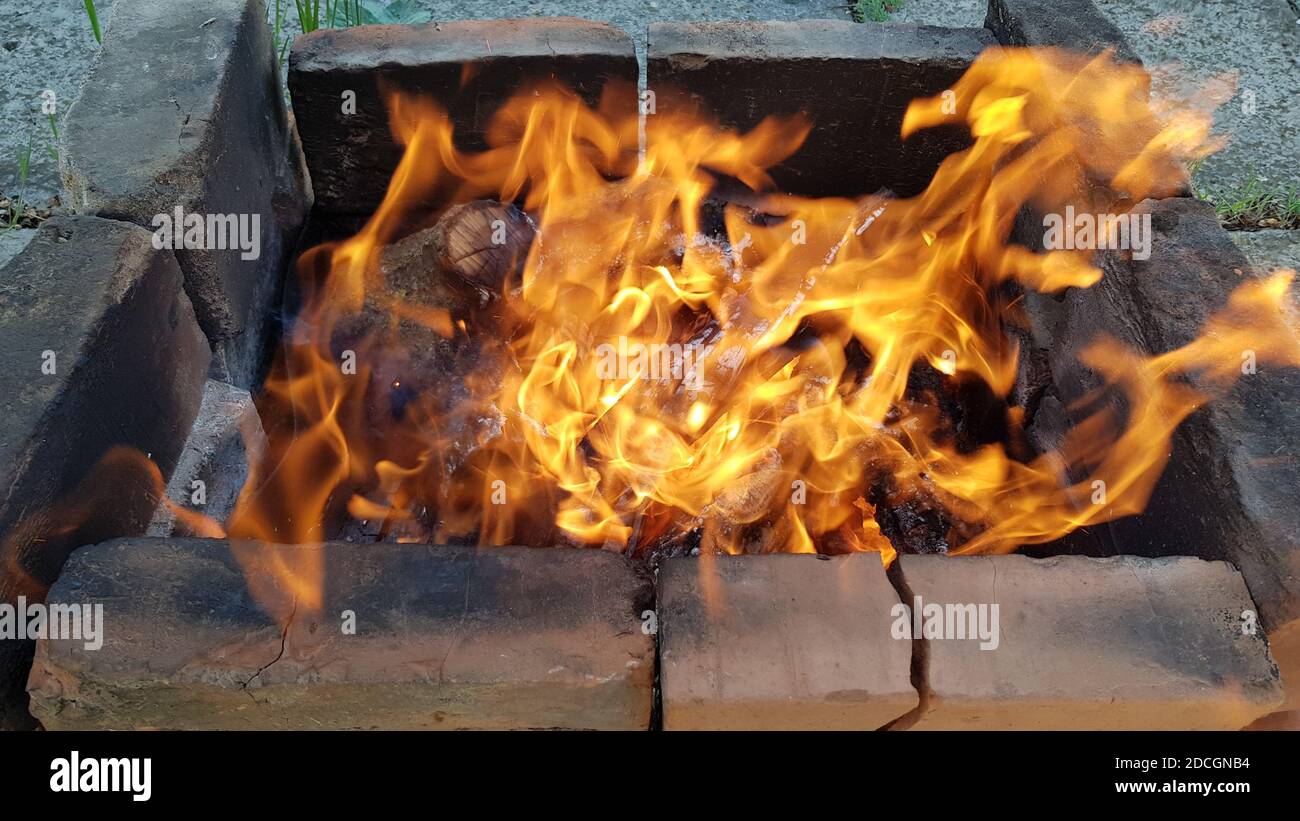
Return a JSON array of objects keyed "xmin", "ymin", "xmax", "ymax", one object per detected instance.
[{"xmin": 224, "ymin": 46, "xmax": 1297, "ymax": 607}]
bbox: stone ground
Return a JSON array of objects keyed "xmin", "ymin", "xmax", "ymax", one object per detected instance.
[{"xmin": 1, "ymin": 0, "xmax": 1296, "ymax": 265}]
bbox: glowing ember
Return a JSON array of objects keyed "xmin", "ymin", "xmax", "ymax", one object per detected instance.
[{"xmin": 213, "ymin": 47, "xmax": 1296, "ymax": 591}]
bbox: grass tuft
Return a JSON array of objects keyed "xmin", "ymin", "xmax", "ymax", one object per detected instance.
[
  {"xmin": 291, "ymin": 1, "xmax": 430, "ymax": 35},
  {"xmin": 850, "ymin": 0, "xmax": 903, "ymax": 23},
  {"xmin": 294, "ymin": 0, "xmax": 364, "ymax": 33},
  {"xmin": 1191, "ymin": 163, "xmax": 1300, "ymax": 230},
  {"xmin": 2, "ymin": 139, "xmax": 34, "ymax": 234}
]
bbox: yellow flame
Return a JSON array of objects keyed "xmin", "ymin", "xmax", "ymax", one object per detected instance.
[{"xmin": 222, "ymin": 47, "xmax": 1297, "ymax": 610}]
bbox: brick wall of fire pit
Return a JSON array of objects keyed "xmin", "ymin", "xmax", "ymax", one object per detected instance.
[{"xmin": 2, "ymin": 0, "xmax": 1296, "ymax": 731}]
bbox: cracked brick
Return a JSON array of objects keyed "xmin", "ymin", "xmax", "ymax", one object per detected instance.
[
  {"xmin": 27, "ymin": 538, "xmax": 654, "ymax": 730},
  {"xmin": 61, "ymin": 0, "xmax": 312, "ymax": 387},
  {"xmin": 658, "ymin": 553, "xmax": 917, "ymax": 730}
]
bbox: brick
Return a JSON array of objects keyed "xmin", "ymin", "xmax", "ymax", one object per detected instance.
[
  {"xmin": 288, "ymin": 18, "xmax": 638, "ymax": 218},
  {"xmin": 0, "ymin": 217, "xmax": 210, "ymax": 729},
  {"xmin": 984, "ymin": 0, "xmax": 1142, "ymax": 65},
  {"xmin": 27, "ymin": 539, "xmax": 654, "ymax": 730},
  {"xmin": 1246, "ymin": 710, "xmax": 1300, "ymax": 731},
  {"xmin": 658, "ymin": 554, "xmax": 917, "ymax": 730},
  {"xmin": 898, "ymin": 554, "xmax": 1283, "ymax": 729},
  {"xmin": 147, "ymin": 379, "xmax": 266, "ymax": 537},
  {"xmin": 1030, "ymin": 197, "xmax": 1300, "ymax": 708},
  {"xmin": 61, "ymin": 0, "xmax": 312, "ymax": 388},
  {"xmin": 647, "ymin": 21, "xmax": 993, "ymax": 198}
]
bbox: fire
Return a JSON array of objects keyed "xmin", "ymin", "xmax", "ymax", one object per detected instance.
[{"xmin": 221, "ymin": 46, "xmax": 1297, "ymax": 596}]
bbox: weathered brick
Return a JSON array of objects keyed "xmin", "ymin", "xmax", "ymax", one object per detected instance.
[
  {"xmin": 28, "ymin": 539, "xmax": 654, "ymax": 730},
  {"xmin": 898, "ymin": 554, "xmax": 1283, "ymax": 729},
  {"xmin": 659, "ymin": 554, "xmax": 917, "ymax": 730},
  {"xmin": 984, "ymin": 0, "xmax": 1142, "ymax": 65},
  {"xmin": 147, "ymin": 379, "xmax": 266, "ymax": 537},
  {"xmin": 1030, "ymin": 197, "xmax": 1300, "ymax": 708},
  {"xmin": 647, "ymin": 21, "xmax": 993, "ymax": 198},
  {"xmin": 0, "ymin": 217, "xmax": 210, "ymax": 729},
  {"xmin": 61, "ymin": 0, "xmax": 312, "ymax": 388},
  {"xmin": 289, "ymin": 18, "xmax": 637, "ymax": 219}
]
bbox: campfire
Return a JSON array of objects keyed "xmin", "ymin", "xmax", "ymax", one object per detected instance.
[
  {"xmin": 15, "ymin": 7, "xmax": 1299, "ymax": 736},
  {"xmin": 173, "ymin": 48, "xmax": 1293, "ymax": 608}
]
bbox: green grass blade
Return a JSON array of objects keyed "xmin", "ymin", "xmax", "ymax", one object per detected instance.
[
  {"xmin": 5, "ymin": 139, "xmax": 33, "ymax": 230},
  {"xmin": 83, "ymin": 0, "xmax": 102, "ymax": 43},
  {"xmin": 295, "ymin": 0, "xmax": 320, "ymax": 34}
]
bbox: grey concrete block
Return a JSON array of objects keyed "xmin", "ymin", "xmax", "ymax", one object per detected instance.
[
  {"xmin": 985, "ymin": 0, "xmax": 1142, "ymax": 64},
  {"xmin": 60, "ymin": 0, "xmax": 312, "ymax": 388},
  {"xmin": 0, "ymin": 216, "xmax": 210, "ymax": 728}
]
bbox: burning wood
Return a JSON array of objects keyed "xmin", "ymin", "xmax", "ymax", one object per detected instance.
[
  {"xmin": 224, "ymin": 49, "xmax": 1299, "ymax": 582},
  {"xmin": 427, "ymin": 200, "xmax": 535, "ymax": 293}
]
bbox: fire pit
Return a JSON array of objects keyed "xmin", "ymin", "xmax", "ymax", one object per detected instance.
[
  {"xmin": 227, "ymin": 17, "xmax": 1268, "ymax": 564},
  {"xmin": 5, "ymin": 0, "xmax": 1297, "ymax": 731}
]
